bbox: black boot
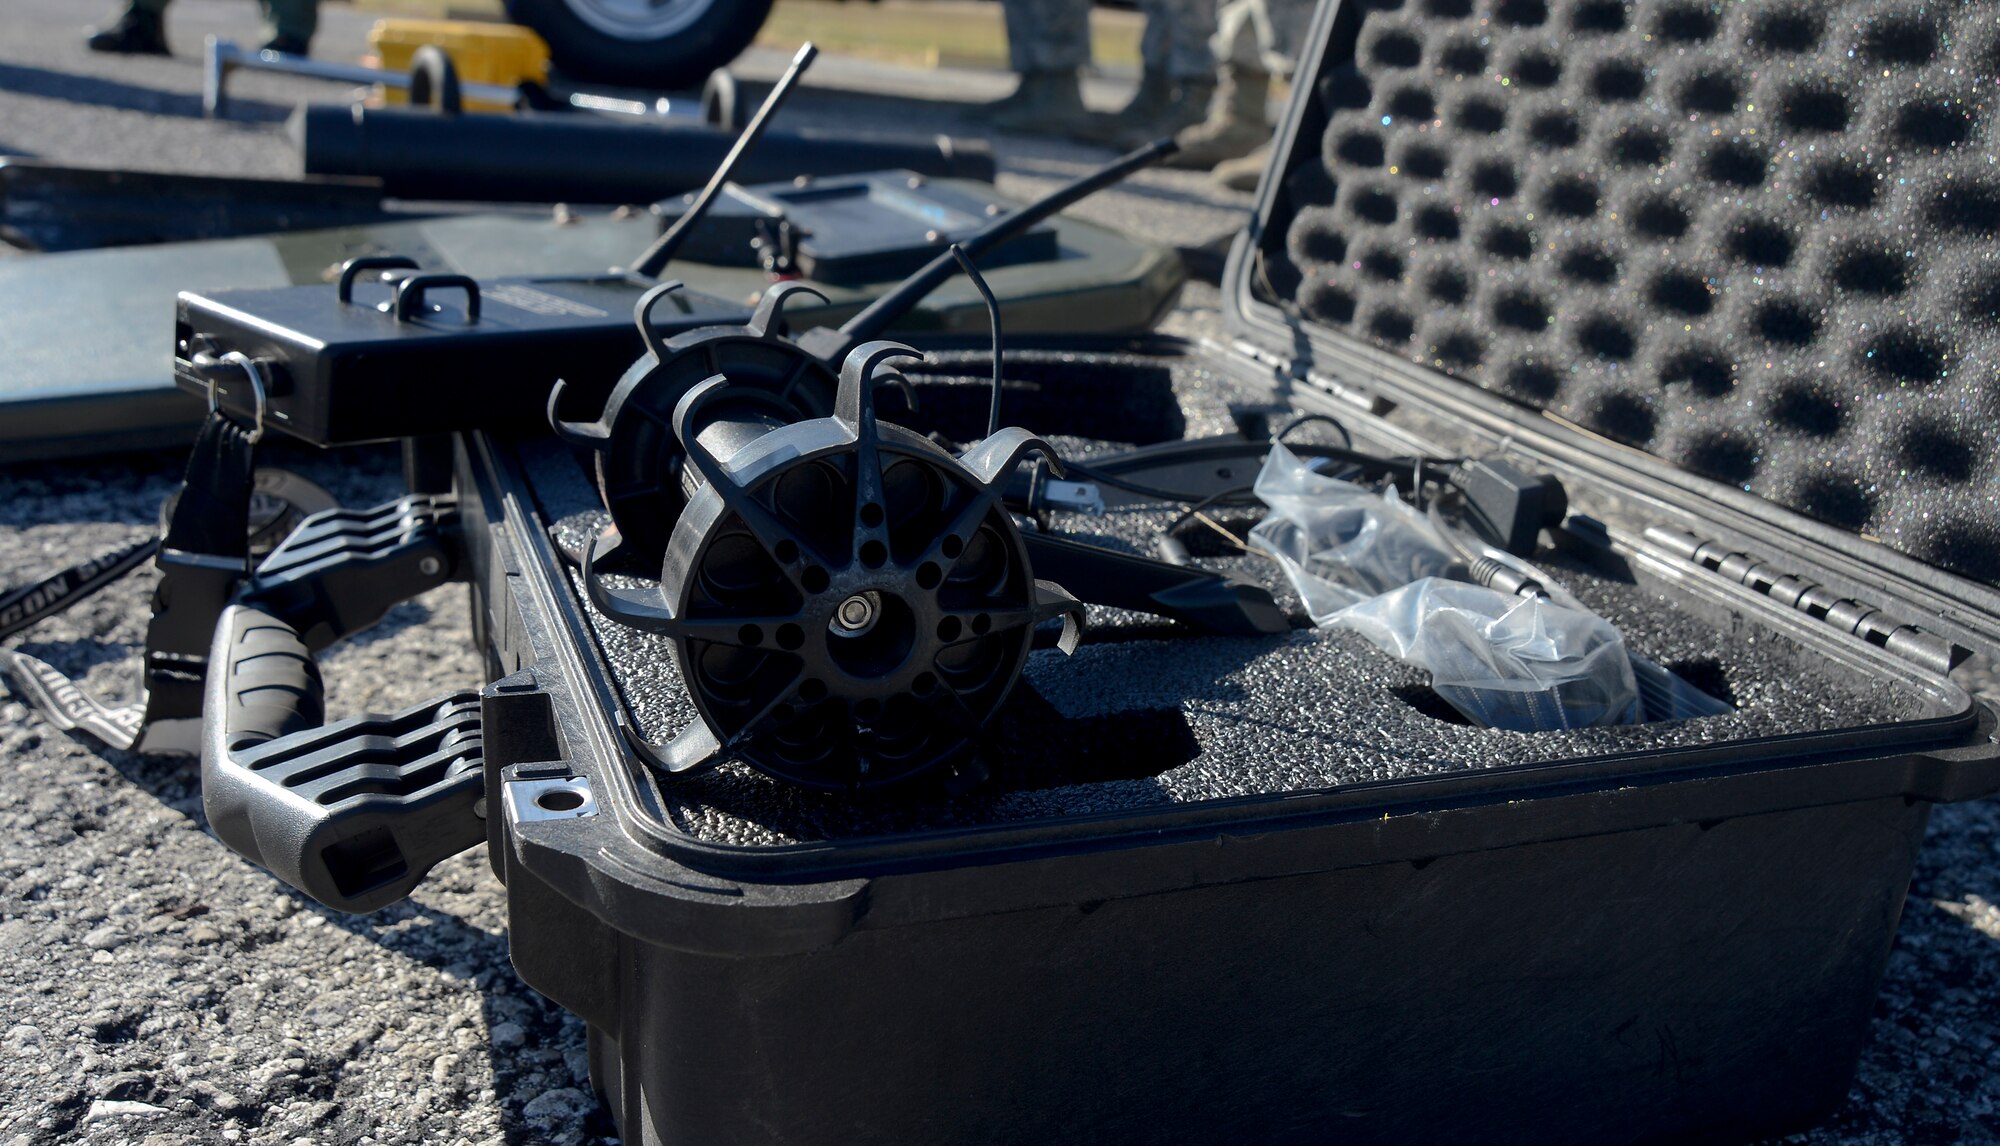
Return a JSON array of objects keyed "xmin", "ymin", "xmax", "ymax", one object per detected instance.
[
  {"xmin": 986, "ymin": 70, "xmax": 1090, "ymax": 135},
  {"xmin": 85, "ymin": 9, "xmax": 170, "ymax": 55},
  {"xmin": 1166, "ymin": 65, "xmax": 1271, "ymax": 169},
  {"xmin": 258, "ymin": 35, "xmax": 310, "ymax": 56},
  {"xmin": 1071, "ymin": 67, "xmax": 1171, "ymax": 143}
]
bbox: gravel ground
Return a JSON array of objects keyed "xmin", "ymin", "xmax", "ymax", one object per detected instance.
[{"xmin": 1, "ymin": 2, "xmax": 1998, "ymax": 1142}]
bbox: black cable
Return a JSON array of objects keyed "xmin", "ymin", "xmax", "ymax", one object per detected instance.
[
  {"xmin": 1064, "ymin": 443, "xmax": 1461, "ymax": 505},
  {"xmin": 1274, "ymin": 411, "xmax": 1353, "ymax": 449},
  {"xmin": 947, "ymin": 244, "xmax": 1005, "ymax": 438},
  {"xmin": 1155, "ymin": 484, "xmax": 1261, "ymax": 565},
  {"xmin": 1163, "ymin": 484, "xmax": 1257, "ymax": 535}
]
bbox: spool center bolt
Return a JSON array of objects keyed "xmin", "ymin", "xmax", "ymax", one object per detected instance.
[{"xmin": 834, "ymin": 593, "xmax": 878, "ymax": 634}]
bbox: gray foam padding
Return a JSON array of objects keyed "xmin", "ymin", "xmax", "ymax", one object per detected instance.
[
  {"xmin": 523, "ymin": 351, "xmax": 1935, "ymax": 848},
  {"xmin": 1255, "ymin": 0, "xmax": 2000, "ymax": 580}
]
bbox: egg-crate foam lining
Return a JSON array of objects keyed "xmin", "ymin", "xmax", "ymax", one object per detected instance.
[
  {"xmin": 1254, "ymin": 0, "xmax": 2000, "ymax": 582},
  {"xmin": 519, "ymin": 350, "xmax": 1936, "ymax": 849}
]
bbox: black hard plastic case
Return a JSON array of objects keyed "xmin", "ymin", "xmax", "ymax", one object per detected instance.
[{"xmin": 443, "ymin": 0, "xmax": 2000, "ymax": 1138}]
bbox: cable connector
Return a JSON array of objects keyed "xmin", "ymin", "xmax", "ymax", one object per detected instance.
[
  {"xmin": 1453, "ymin": 457, "xmax": 1567, "ymax": 556},
  {"xmin": 1466, "ymin": 554, "xmax": 1547, "ymax": 599}
]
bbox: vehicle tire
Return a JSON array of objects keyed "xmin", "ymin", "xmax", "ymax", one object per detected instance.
[{"xmin": 503, "ymin": 0, "xmax": 775, "ymax": 89}]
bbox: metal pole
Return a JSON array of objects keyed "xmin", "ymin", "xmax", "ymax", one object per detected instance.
[
  {"xmin": 205, "ymin": 36, "xmax": 522, "ymax": 118},
  {"xmin": 629, "ymin": 42, "xmax": 819, "ymax": 278}
]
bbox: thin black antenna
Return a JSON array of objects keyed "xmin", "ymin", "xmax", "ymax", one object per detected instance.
[
  {"xmin": 839, "ymin": 136, "xmax": 1178, "ymax": 342},
  {"xmin": 948, "ymin": 244, "xmax": 1004, "ymax": 437},
  {"xmin": 630, "ymin": 42, "xmax": 818, "ymax": 279}
]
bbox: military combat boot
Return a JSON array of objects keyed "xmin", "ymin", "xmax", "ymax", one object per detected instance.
[
  {"xmin": 1075, "ymin": 68, "xmax": 1212, "ymax": 147},
  {"xmin": 85, "ymin": 8, "xmax": 169, "ymax": 55},
  {"xmin": 985, "ymin": 69, "xmax": 1091, "ymax": 135},
  {"xmin": 1165, "ymin": 63, "xmax": 1271, "ymax": 169}
]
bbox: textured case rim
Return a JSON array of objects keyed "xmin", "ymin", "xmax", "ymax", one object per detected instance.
[{"xmin": 469, "ymin": 373, "xmax": 1984, "ymax": 884}]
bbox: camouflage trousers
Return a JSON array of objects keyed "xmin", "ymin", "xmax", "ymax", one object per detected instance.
[
  {"xmin": 123, "ymin": 0, "xmax": 319, "ymax": 46},
  {"xmin": 1002, "ymin": 0, "xmax": 1231, "ymax": 80},
  {"xmin": 1000, "ymin": 0, "xmax": 1092, "ymax": 73},
  {"xmin": 1211, "ymin": 0, "xmax": 1315, "ymax": 75},
  {"xmin": 1139, "ymin": 0, "xmax": 1218, "ymax": 80}
]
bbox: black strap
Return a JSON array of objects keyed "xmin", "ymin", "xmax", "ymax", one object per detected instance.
[
  {"xmin": 0, "ymin": 537, "xmax": 159, "ymax": 643},
  {"xmin": 163, "ymin": 412, "xmax": 255, "ymax": 563},
  {"xmin": 135, "ymin": 411, "xmax": 261, "ymax": 748},
  {"xmin": 4, "ymin": 411, "xmax": 260, "ymax": 753}
]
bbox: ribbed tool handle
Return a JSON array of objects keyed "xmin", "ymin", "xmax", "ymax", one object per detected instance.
[
  {"xmin": 202, "ymin": 600, "xmax": 487, "ymax": 914},
  {"xmin": 215, "ymin": 604, "xmax": 325, "ymax": 751}
]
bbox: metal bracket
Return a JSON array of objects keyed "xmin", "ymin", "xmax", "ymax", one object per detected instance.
[
  {"xmin": 203, "ymin": 35, "xmax": 521, "ymax": 118},
  {"xmin": 503, "ymin": 775, "xmax": 598, "ymax": 824}
]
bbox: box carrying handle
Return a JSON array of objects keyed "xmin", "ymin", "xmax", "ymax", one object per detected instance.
[
  {"xmin": 394, "ymin": 273, "xmax": 481, "ymax": 323},
  {"xmin": 336, "ymin": 255, "xmax": 420, "ymax": 303}
]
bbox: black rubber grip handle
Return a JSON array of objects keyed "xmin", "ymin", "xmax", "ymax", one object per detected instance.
[
  {"xmin": 336, "ymin": 255, "xmax": 420, "ymax": 303},
  {"xmin": 201, "ymin": 601, "xmax": 485, "ymax": 914},
  {"xmin": 215, "ymin": 603, "xmax": 325, "ymax": 752}
]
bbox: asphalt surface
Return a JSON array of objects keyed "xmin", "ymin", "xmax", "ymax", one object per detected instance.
[{"xmin": 0, "ymin": 2, "xmax": 1997, "ymax": 1143}]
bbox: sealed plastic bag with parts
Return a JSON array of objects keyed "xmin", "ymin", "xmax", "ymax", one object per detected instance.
[
  {"xmin": 1330, "ymin": 577, "xmax": 1641, "ymax": 731},
  {"xmin": 1246, "ymin": 442, "xmax": 1460, "ymax": 623},
  {"xmin": 1249, "ymin": 442, "xmax": 1645, "ymax": 731}
]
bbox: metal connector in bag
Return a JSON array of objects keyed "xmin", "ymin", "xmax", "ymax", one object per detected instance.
[{"xmin": 1035, "ymin": 478, "xmax": 1107, "ymax": 516}]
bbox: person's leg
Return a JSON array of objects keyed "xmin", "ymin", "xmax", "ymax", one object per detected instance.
[
  {"xmin": 258, "ymin": 0, "xmax": 318, "ymax": 53},
  {"xmin": 85, "ymin": 0, "xmax": 171, "ymax": 55},
  {"xmin": 1159, "ymin": 0, "xmax": 1218, "ymax": 135},
  {"xmin": 1164, "ymin": 0, "xmax": 1272, "ymax": 168},
  {"xmin": 1081, "ymin": 0, "xmax": 1213, "ymax": 145},
  {"xmin": 988, "ymin": 0, "xmax": 1092, "ymax": 132},
  {"xmin": 1162, "ymin": 0, "xmax": 1216, "ymax": 85},
  {"xmin": 1205, "ymin": 0, "xmax": 1313, "ymax": 186},
  {"xmin": 1261, "ymin": 0, "xmax": 1316, "ymax": 75},
  {"xmin": 1079, "ymin": 0, "xmax": 1172, "ymax": 131}
]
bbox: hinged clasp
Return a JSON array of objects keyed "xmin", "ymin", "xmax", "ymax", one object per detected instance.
[
  {"xmin": 1642, "ymin": 526, "xmax": 1970, "ymax": 677},
  {"xmin": 1226, "ymin": 338, "xmax": 1385, "ymax": 414}
]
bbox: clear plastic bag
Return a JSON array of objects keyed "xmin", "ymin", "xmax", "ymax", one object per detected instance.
[
  {"xmin": 1330, "ymin": 578, "xmax": 1642, "ymax": 731},
  {"xmin": 1248, "ymin": 441, "xmax": 1726, "ymax": 731},
  {"xmin": 1247, "ymin": 442, "xmax": 1461, "ymax": 624},
  {"xmin": 1248, "ymin": 443, "xmax": 1645, "ymax": 731}
]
